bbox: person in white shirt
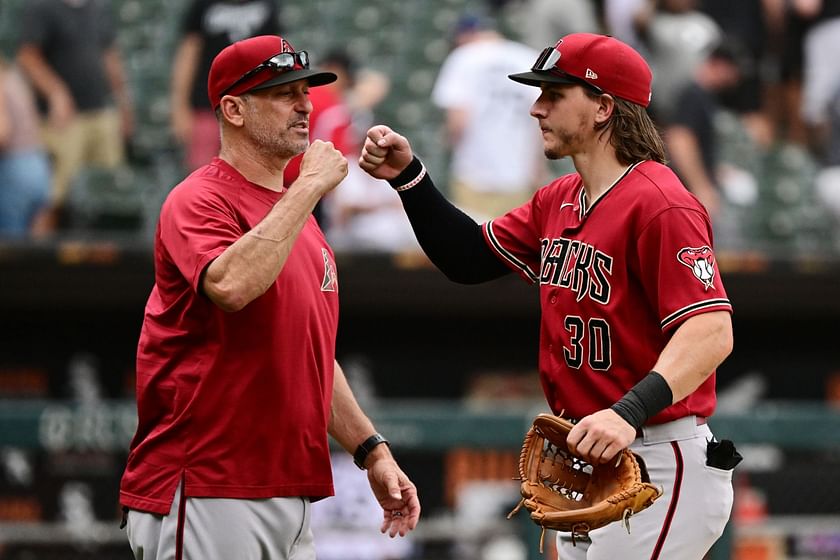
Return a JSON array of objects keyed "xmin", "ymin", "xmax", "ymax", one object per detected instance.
[{"xmin": 431, "ymin": 14, "xmax": 547, "ymax": 221}]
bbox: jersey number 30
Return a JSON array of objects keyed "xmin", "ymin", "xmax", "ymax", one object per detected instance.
[{"xmin": 563, "ymin": 316, "xmax": 612, "ymax": 370}]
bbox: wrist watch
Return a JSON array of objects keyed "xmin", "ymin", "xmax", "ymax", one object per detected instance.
[{"xmin": 353, "ymin": 433, "xmax": 390, "ymax": 469}]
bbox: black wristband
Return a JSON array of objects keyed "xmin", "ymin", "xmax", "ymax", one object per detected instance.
[
  {"xmin": 353, "ymin": 433, "xmax": 390, "ymax": 470},
  {"xmin": 386, "ymin": 157, "xmax": 424, "ymax": 191},
  {"xmin": 610, "ymin": 370, "xmax": 673, "ymax": 430}
]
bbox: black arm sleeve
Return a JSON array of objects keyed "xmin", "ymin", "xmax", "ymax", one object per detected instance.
[{"xmin": 387, "ymin": 158, "xmax": 511, "ymax": 284}]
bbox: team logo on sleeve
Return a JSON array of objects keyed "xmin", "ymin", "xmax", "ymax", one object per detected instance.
[
  {"xmin": 321, "ymin": 248, "xmax": 337, "ymax": 292},
  {"xmin": 677, "ymin": 246, "xmax": 716, "ymax": 291}
]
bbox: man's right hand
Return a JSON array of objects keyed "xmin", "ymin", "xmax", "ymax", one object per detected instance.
[
  {"xmin": 359, "ymin": 125, "xmax": 414, "ymax": 181},
  {"xmin": 297, "ymin": 139, "xmax": 349, "ymax": 195}
]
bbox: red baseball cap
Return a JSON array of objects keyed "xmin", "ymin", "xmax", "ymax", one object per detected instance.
[
  {"xmin": 208, "ymin": 35, "xmax": 337, "ymax": 109},
  {"xmin": 509, "ymin": 33, "xmax": 653, "ymax": 107}
]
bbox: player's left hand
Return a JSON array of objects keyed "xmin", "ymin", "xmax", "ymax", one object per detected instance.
[
  {"xmin": 366, "ymin": 457, "xmax": 421, "ymax": 537},
  {"xmin": 567, "ymin": 409, "xmax": 637, "ymax": 464}
]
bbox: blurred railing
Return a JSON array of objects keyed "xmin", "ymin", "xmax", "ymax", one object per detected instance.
[{"xmin": 2, "ymin": 399, "xmax": 840, "ymax": 559}]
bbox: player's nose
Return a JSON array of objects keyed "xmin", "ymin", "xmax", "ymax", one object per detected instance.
[{"xmin": 530, "ymin": 98, "xmax": 547, "ymax": 119}]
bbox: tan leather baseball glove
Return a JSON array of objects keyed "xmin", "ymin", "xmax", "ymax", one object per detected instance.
[{"xmin": 508, "ymin": 414, "xmax": 662, "ymax": 551}]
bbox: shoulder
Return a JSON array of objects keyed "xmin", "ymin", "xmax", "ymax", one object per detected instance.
[
  {"xmin": 631, "ymin": 161, "xmax": 695, "ymax": 201},
  {"xmin": 536, "ymin": 172, "xmax": 582, "ymax": 200},
  {"xmin": 439, "ymin": 44, "xmax": 471, "ymax": 70},
  {"xmin": 529, "ymin": 172, "xmax": 583, "ymax": 214},
  {"xmin": 162, "ymin": 164, "xmax": 238, "ymax": 215},
  {"xmin": 625, "ymin": 161, "xmax": 708, "ymax": 218}
]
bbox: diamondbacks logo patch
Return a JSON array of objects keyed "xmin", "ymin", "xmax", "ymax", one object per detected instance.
[
  {"xmin": 321, "ymin": 248, "xmax": 337, "ymax": 292},
  {"xmin": 677, "ymin": 246, "xmax": 716, "ymax": 291}
]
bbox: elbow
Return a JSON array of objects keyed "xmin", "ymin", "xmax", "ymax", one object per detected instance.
[
  {"xmin": 713, "ymin": 312, "xmax": 735, "ymax": 363},
  {"xmin": 203, "ymin": 278, "xmax": 258, "ymax": 313},
  {"xmin": 720, "ymin": 323, "xmax": 734, "ymax": 361}
]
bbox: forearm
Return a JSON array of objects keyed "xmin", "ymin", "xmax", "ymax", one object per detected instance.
[
  {"xmin": 388, "ymin": 158, "xmax": 510, "ymax": 284},
  {"xmin": 610, "ymin": 311, "xmax": 732, "ymax": 428},
  {"xmin": 104, "ymin": 48, "xmax": 131, "ymax": 108},
  {"xmin": 202, "ymin": 180, "xmax": 323, "ymax": 311},
  {"xmin": 16, "ymin": 45, "xmax": 68, "ymax": 99},
  {"xmin": 171, "ymin": 35, "xmax": 201, "ymax": 110},
  {"xmin": 666, "ymin": 127, "xmax": 716, "ymax": 198},
  {"xmin": 328, "ymin": 361, "xmax": 384, "ymax": 460},
  {"xmin": 0, "ymin": 79, "xmax": 10, "ymax": 148},
  {"xmin": 652, "ymin": 311, "xmax": 734, "ymax": 402}
]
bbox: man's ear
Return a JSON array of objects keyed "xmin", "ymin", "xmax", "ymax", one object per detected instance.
[
  {"xmin": 219, "ymin": 95, "xmax": 246, "ymax": 127},
  {"xmin": 594, "ymin": 93, "xmax": 615, "ymax": 125}
]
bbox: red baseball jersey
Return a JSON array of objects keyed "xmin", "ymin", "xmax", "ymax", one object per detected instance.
[
  {"xmin": 120, "ymin": 158, "xmax": 339, "ymax": 514},
  {"xmin": 483, "ymin": 161, "xmax": 732, "ymax": 423}
]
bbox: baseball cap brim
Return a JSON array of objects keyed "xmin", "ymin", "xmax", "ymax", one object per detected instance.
[
  {"xmin": 508, "ymin": 70, "xmax": 579, "ymax": 87},
  {"xmin": 248, "ymin": 68, "xmax": 338, "ymax": 93}
]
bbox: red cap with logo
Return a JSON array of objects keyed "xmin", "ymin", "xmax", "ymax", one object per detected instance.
[
  {"xmin": 207, "ymin": 35, "xmax": 336, "ymax": 109},
  {"xmin": 509, "ymin": 33, "xmax": 653, "ymax": 107}
]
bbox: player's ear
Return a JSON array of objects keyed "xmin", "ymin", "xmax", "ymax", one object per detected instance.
[
  {"xmin": 219, "ymin": 95, "xmax": 247, "ymax": 127},
  {"xmin": 594, "ymin": 93, "xmax": 615, "ymax": 125}
]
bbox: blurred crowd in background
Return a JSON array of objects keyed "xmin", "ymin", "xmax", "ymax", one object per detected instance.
[
  {"xmin": 1, "ymin": 3, "xmax": 839, "ymax": 559},
  {"xmin": 1, "ymin": 0, "xmax": 840, "ymax": 257}
]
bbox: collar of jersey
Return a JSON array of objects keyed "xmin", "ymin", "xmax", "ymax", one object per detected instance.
[{"xmin": 579, "ymin": 161, "xmax": 642, "ymax": 217}]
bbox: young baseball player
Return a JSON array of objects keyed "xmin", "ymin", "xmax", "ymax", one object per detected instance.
[
  {"xmin": 119, "ymin": 35, "xmax": 420, "ymax": 560},
  {"xmin": 360, "ymin": 33, "xmax": 739, "ymax": 560}
]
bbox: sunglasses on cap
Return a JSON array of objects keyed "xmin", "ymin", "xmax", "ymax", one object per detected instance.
[
  {"xmin": 532, "ymin": 46, "xmax": 604, "ymax": 94},
  {"xmin": 220, "ymin": 51, "xmax": 311, "ymax": 97}
]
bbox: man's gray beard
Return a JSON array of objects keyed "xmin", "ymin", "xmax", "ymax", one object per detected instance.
[
  {"xmin": 242, "ymin": 100, "xmax": 308, "ymax": 160},
  {"xmin": 248, "ymin": 125, "xmax": 307, "ymax": 160}
]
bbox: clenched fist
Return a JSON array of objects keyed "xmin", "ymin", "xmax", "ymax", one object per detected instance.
[
  {"xmin": 359, "ymin": 125, "xmax": 414, "ymax": 181},
  {"xmin": 297, "ymin": 140, "xmax": 349, "ymax": 195}
]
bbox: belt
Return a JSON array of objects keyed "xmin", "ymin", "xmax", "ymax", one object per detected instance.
[{"xmin": 636, "ymin": 415, "xmax": 706, "ymax": 439}]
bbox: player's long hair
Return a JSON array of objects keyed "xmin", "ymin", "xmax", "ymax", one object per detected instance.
[{"xmin": 586, "ymin": 91, "xmax": 667, "ymax": 165}]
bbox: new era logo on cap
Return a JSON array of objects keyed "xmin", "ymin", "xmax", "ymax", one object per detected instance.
[{"xmin": 508, "ymin": 33, "xmax": 653, "ymax": 107}]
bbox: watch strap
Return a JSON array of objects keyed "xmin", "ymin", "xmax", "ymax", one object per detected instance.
[{"xmin": 353, "ymin": 433, "xmax": 390, "ymax": 469}]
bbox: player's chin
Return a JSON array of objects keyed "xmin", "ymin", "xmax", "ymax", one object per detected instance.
[
  {"xmin": 544, "ymin": 147, "xmax": 563, "ymax": 160},
  {"xmin": 290, "ymin": 138, "xmax": 310, "ymax": 155}
]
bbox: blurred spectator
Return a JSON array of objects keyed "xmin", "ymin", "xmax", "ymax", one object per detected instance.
[
  {"xmin": 602, "ymin": 0, "xmax": 649, "ymax": 49},
  {"xmin": 282, "ymin": 48, "xmax": 414, "ymax": 250},
  {"xmin": 310, "ymin": 358, "xmax": 415, "ymax": 559},
  {"xmin": 281, "ymin": 49, "xmax": 415, "ymax": 252},
  {"xmin": 282, "ymin": 49, "xmax": 367, "ymax": 229},
  {"xmin": 16, "ymin": 0, "xmax": 134, "ymax": 236},
  {"xmin": 507, "ymin": 0, "xmax": 600, "ymax": 51},
  {"xmin": 827, "ymin": 88, "xmax": 840, "ymax": 167},
  {"xmin": 0, "ymin": 56, "xmax": 50, "ymax": 238},
  {"xmin": 699, "ymin": 0, "xmax": 779, "ymax": 148},
  {"xmin": 325, "ymin": 163, "xmax": 420, "ymax": 253},
  {"xmin": 771, "ymin": 1, "xmax": 811, "ymax": 146},
  {"xmin": 431, "ymin": 13, "xmax": 546, "ymax": 222},
  {"xmin": 170, "ymin": 0, "xmax": 281, "ymax": 172},
  {"xmin": 283, "ymin": 50, "xmax": 361, "ymax": 191},
  {"xmin": 311, "ymin": 453, "xmax": 415, "ymax": 560},
  {"xmin": 635, "ymin": 0, "xmax": 721, "ymax": 122},
  {"xmin": 664, "ymin": 42, "xmax": 746, "ymax": 220},
  {"xmin": 814, "ymin": 86, "xmax": 840, "ymax": 223},
  {"xmin": 797, "ymin": 0, "xmax": 840, "ymax": 162}
]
